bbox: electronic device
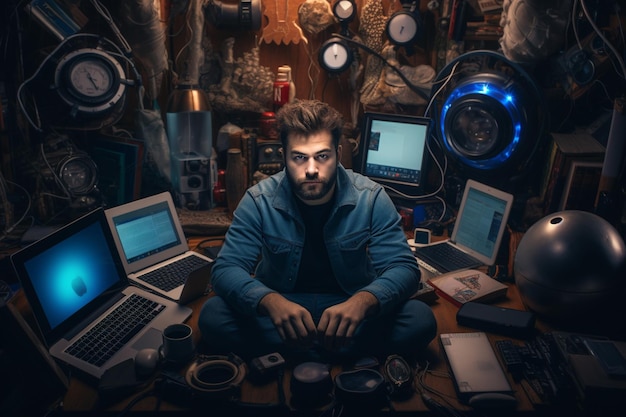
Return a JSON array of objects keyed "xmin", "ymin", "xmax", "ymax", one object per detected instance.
[
  {"xmin": 172, "ymin": 151, "xmax": 210, "ymax": 193},
  {"xmin": 256, "ymin": 141, "xmax": 283, "ymax": 176},
  {"xmin": 456, "ymin": 302, "xmax": 536, "ymax": 339},
  {"xmin": 413, "ymin": 179, "xmax": 514, "ymax": 274},
  {"xmin": 550, "ymin": 331, "xmax": 626, "ymax": 407},
  {"xmin": 358, "ymin": 111, "xmax": 431, "ymax": 199},
  {"xmin": 408, "ymin": 227, "xmax": 431, "ymax": 247},
  {"xmin": 105, "ymin": 191, "xmax": 215, "ymax": 304},
  {"xmin": 10, "ymin": 208, "xmax": 191, "ymax": 381},
  {"xmin": 440, "ymin": 332, "xmax": 516, "ymax": 406},
  {"xmin": 206, "ymin": 0, "xmax": 262, "ymax": 30}
]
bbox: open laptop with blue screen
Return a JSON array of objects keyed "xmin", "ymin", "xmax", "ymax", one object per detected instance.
[
  {"xmin": 105, "ymin": 191, "xmax": 214, "ymax": 304},
  {"xmin": 10, "ymin": 208, "xmax": 192, "ymax": 381},
  {"xmin": 414, "ymin": 179, "xmax": 514, "ymax": 276}
]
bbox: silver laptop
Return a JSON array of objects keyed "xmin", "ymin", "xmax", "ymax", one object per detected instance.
[
  {"xmin": 105, "ymin": 191, "xmax": 214, "ymax": 304},
  {"xmin": 10, "ymin": 208, "xmax": 192, "ymax": 381},
  {"xmin": 440, "ymin": 332, "xmax": 513, "ymax": 403},
  {"xmin": 414, "ymin": 179, "xmax": 514, "ymax": 276}
]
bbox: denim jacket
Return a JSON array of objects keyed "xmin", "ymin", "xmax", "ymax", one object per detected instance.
[{"xmin": 210, "ymin": 165, "xmax": 421, "ymax": 317}]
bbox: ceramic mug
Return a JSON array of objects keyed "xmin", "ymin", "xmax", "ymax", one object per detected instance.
[{"xmin": 161, "ymin": 323, "xmax": 195, "ymax": 364}]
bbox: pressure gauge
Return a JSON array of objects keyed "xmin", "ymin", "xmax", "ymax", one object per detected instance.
[
  {"xmin": 57, "ymin": 154, "xmax": 98, "ymax": 196},
  {"xmin": 333, "ymin": 0, "xmax": 356, "ymax": 23},
  {"xmin": 386, "ymin": 9, "xmax": 421, "ymax": 46},
  {"xmin": 54, "ymin": 48, "xmax": 127, "ymax": 116},
  {"xmin": 319, "ymin": 37, "xmax": 353, "ymax": 73}
]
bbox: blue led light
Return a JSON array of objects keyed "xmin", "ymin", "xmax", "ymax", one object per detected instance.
[{"xmin": 440, "ymin": 80, "xmax": 524, "ymax": 170}]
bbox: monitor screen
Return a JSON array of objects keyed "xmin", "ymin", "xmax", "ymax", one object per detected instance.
[{"xmin": 359, "ymin": 112, "xmax": 431, "ymax": 198}]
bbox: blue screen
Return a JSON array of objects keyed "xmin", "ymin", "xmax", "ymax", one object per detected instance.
[{"xmin": 23, "ymin": 221, "xmax": 121, "ymax": 330}]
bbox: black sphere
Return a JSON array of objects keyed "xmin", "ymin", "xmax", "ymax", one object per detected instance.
[{"xmin": 514, "ymin": 210, "xmax": 626, "ymax": 325}]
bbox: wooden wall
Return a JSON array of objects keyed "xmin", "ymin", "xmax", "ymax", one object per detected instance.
[{"xmin": 162, "ymin": 0, "xmax": 438, "ymax": 166}]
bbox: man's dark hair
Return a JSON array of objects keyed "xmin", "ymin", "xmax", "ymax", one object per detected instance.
[{"xmin": 276, "ymin": 99, "xmax": 344, "ymax": 151}]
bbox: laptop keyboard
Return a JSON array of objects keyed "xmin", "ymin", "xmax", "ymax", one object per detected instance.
[
  {"xmin": 414, "ymin": 243, "xmax": 480, "ymax": 273},
  {"xmin": 65, "ymin": 294, "xmax": 165, "ymax": 367},
  {"xmin": 140, "ymin": 255, "xmax": 210, "ymax": 292}
]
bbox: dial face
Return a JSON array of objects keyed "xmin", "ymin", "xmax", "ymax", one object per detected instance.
[
  {"xmin": 54, "ymin": 48, "xmax": 127, "ymax": 114},
  {"xmin": 387, "ymin": 12, "xmax": 419, "ymax": 45},
  {"xmin": 60, "ymin": 157, "xmax": 97, "ymax": 195},
  {"xmin": 333, "ymin": 0, "xmax": 356, "ymax": 21},
  {"xmin": 68, "ymin": 59, "xmax": 114, "ymax": 99},
  {"xmin": 319, "ymin": 40, "xmax": 351, "ymax": 73}
]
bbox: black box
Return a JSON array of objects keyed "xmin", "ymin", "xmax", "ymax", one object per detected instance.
[{"xmin": 456, "ymin": 302, "xmax": 536, "ymax": 339}]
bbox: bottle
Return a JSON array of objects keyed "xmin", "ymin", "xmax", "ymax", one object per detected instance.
[
  {"xmin": 225, "ymin": 148, "xmax": 248, "ymax": 216},
  {"xmin": 278, "ymin": 65, "xmax": 296, "ymax": 103},
  {"xmin": 216, "ymin": 122, "xmax": 243, "ymax": 168},
  {"xmin": 273, "ymin": 66, "xmax": 295, "ymax": 112}
]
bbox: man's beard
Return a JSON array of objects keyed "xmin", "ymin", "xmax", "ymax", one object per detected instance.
[{"xmin": 287, "ymin": 166, "xmax": 337, "ymax": 201}]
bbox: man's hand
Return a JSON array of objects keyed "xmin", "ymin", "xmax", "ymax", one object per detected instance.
[
  {"xmin": 258, "ymin": 292, "xmax": 317, "ymax": 348},
  {"xmin": 317, "ymin": 291, "xmax": 379, "ymax": 351}
]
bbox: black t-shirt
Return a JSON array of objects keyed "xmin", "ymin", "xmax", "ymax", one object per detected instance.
[{"xmin": 293, "ymin": 196, "xmax": 342, "ymax": 293}]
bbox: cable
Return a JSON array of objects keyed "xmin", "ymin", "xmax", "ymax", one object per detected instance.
[{"xmin": 331, "ymin": 33, "xmax": 431, "ymax": 103}]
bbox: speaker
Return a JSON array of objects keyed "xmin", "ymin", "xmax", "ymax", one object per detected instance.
[
  {"xmin": 429, "ymin": 50, "xmax": 546, "ymax": 183},
  {"xmin": 172, "ymin": 151, "xmax": 209, "ymax": 193}
]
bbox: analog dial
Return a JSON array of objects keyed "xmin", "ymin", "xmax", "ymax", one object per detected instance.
[
  {"xmin": 319, "ymin": 39, "xmax": 352, "ymax": 73},
  {"xmin": 55, "ymin": 48, "xmax": 126, "ymax": 114},
  {"xmin": 386, "ymin": 11, "xmax": 420, "ymax": 46},
  {"xmin": 333, "ymin": 0, "xmax": 356, "ymax": 22}
]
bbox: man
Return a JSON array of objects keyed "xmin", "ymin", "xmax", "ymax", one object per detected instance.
[{"xmin": 199, "ymin": 100, "xmax": 436, "ymax": 361}]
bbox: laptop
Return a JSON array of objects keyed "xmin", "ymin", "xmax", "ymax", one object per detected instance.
[
  {"xmin": 10, "ymin": 208, "xmax": 192, "ymax": 382},
  {"xmin": 105, "ymin": 191, "xmax": 214, "ymax": 304},
  {"xmin": 440, "ymin": 332, "xmax": 514, "ymax": 404},
  {"xmin": 413, "ymin": 179, "xmax": 514, "ymax": 276}
]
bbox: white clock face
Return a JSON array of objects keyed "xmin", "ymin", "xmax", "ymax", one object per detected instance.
[
  {"xmin": 387, "ymin": 12, "xmax": 418, "ymax": 45},
  {"xmin": 321, "ymin": 41, "xmax": 350, "ymax": 72},
  {"xmin": 55, "ymin": 48, "xmax": 127, "ymax": 114},
  {"xmin": 334, "ymin": 0, "xmax": 355, "ymax": 21},
  {"xmin": 68, "ymin": 59, "xmax": 114, "ymax": 98}
]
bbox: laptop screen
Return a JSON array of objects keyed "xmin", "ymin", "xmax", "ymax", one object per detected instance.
[
  {"xmin": 112, "ymin": 201, "xmax": 181, "ymax": 263},
  {"xmin": 454, "ymin": 186, "xmax": 509, "ymax": 259},
  {"xmin": 11, "ymin": 209, "xmax": 127, "ymax": 344}
]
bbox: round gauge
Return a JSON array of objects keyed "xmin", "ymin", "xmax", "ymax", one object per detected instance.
[
  {"xmin": 58, "ymin": 155, "xmax": 98, "ymax": 196},
  {"xmin": 386, "ymin": 11, "xmax": 420, "ymax": 46},
  {"xmin": 54, "ymin": 48, "xmax": 127, "ymax": 115},
  {"xmin": 333, "ymin": 0, "xmax": 356, "ymax": 22},
  {"xmin": 385, "ymin": 356, "xmax": 411, "ymax": 383},
  {"xmin": 319, "ymin": 38, "xmax": 353, "ymax": 73}
]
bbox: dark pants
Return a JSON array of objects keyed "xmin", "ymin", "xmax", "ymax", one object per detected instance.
[{"xmin": 198, "ymin": 293, "xmax": 437, "ymax": 362}]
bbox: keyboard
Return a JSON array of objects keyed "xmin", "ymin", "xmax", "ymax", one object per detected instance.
[
  {"xmin": 413, "ymin": 243, "xmax": 481, "ymax": 273},
  {"xmin": 65, "ymin": 294, "xmax": 164, "ymax": 367},
  {"xmin": 139, "ymin": 255, "xmax": 210, "ymax": 292}
]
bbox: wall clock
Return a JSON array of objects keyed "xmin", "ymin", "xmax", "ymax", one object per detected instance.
[
  {"xmin": 319, "ymin": 37, "xmax": 353, "ymax": 73},
  {"xmin": 54, "ymin": 48, "xmax": 128, "ymax": 116}
]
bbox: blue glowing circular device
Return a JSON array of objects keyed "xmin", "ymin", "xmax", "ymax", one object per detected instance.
[{"xmin": 431, "ymin": 50, "xmax": 544, "ymax": 178}]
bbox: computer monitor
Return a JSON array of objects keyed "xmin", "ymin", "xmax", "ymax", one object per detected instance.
[{"xmin": 359, "ymin": 112, "xmax": 431, "ymax": 199}]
